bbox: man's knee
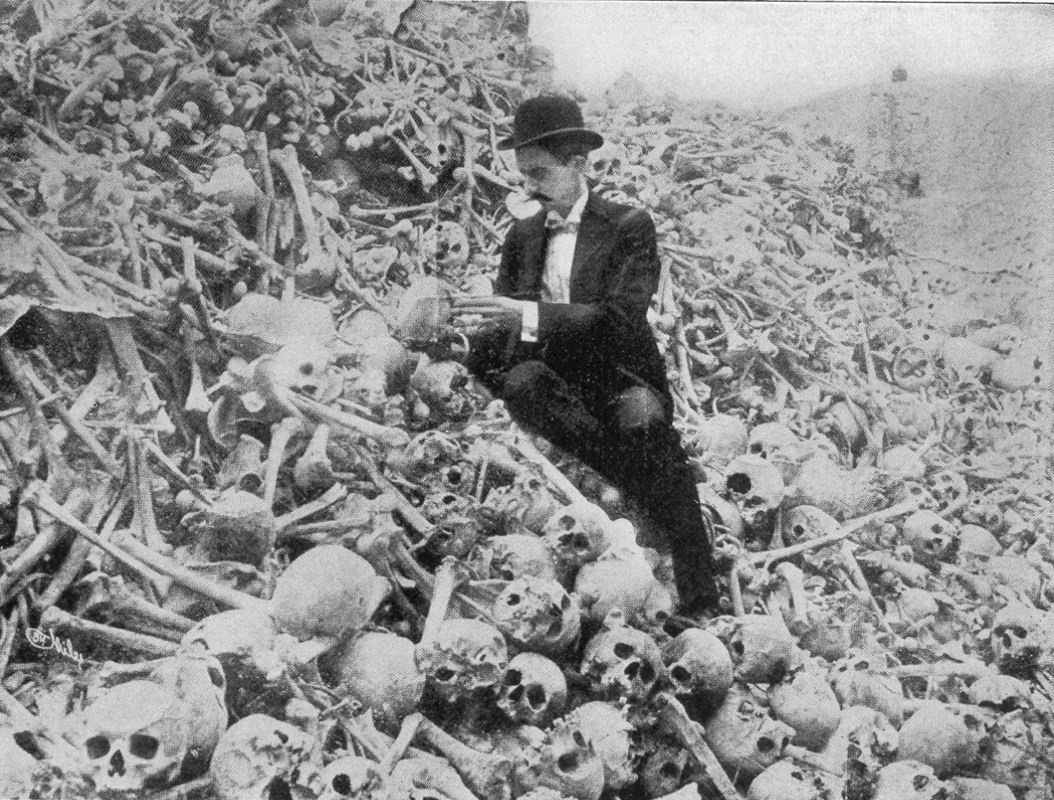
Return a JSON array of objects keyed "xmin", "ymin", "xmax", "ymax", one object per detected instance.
[
  {"xmin": 613, "ymin": 385, "xmax": 667, "ymax": 437},
  {"xmin": 502, "ymin": 360, "xmax": 557, "ymax": 408}
]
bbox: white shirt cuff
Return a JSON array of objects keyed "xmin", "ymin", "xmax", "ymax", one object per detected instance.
[{"xmin": 520, "ymin": 302, "xmax": 539, "ymax": 342}]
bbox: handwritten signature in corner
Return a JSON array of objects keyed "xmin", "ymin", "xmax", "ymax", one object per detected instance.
[{"xmin": 25, "ymin": 627, "xmax": 85, "ymax": 666}]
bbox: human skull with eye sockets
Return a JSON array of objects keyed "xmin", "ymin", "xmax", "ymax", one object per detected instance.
[
  {"xmin": 580, "ymin": 615, "xmax": 665, "ymax": 701},
  {"xmin": 394, "ymin": 430, "xmax": 468, "ymax": 481},
  {"xmin": 497, "ymin": 652, "xmax": 568, "ymax": 727},
  {"xmin": 514, "ymin": 716, "xmax": 605, "ymax": 800},
  {"xmin": 929, "ymin": 469, "xmax": 969, "ymax": 511},
  {"xmin": 747, "ymin": 759, "xmax": 844, "ymax": 800},
  {"xmin": 420, "ymin": 492, "xmax": 485, "ymax": 559},
  {"xmin": 563, "ymin": 701, "xmax": 640, "ymax": 793},
  {"xmin": 747, "ymin": 422, "xmax": 810, "ymax": 484},
  {"xmin": 489, "ymin": 472, "xmax": 562, "ymax": 534},
  {"xmin": 990, "ymin": 602, "xmax": 1053, "ymax": 676},
  {"xmin": 780, "ymin": 505, "xmax": 843, "ymax": 573},
  {"xmin": 900, "ymin": 509, "xmax": 959, "ymax": 569},
  {"xmin": 63, "ymin": 652, "xmax": 228, "ymax": 794},
  {"xmin": 662, "ymin": 628, "xmax": 733, "ymax": 702},
  {"xmin": 423, "ymin": 221, "xmax": 471, "ymax": 272},
  {"xmin": 830, "ymin": 650, "xmax": 905, "ymax": 728},
  {"xmin": 316, "ymin": 755, "xmax": 379, "ymax": 800},
  {"xmin": 410, "ymin": 357, "xmax": 470, "ymax": 420},
  {"xmin": 872, "ymin": 760, "xmax": 950, "ymax": 800},
  {"xmin": 723, "ymin": 454, "xmax": 785, "ymax": 542},
  {"xmin": 209, "ymin": 714, "xmax": 320, "ymax": 800},
  {"xmin": 492, "ymin": 577, "xmax": 581, "ymax": 657},
  {"xmin": 64, "ymin": 680, "xmax": 195, "ymax": 793},
  {"xmin": 471, "ymin": 534, "xmax": 560, "ymax": 583},
  {"xmin": 418, "ymin": 618, "xmax": 509, "ymax": 702},
  {"xmin": 641, "ymin": 738, "xmax": 697, "ymax": 798},
  {"xmin": 718, "ymin": 614, "xmax": 797, "ymax": 685},
  {"xmin": 703, "ymin": 684, "xmax": 794, "ymax": 781},
  {"xmin": 541, "ymin": 502, "xmax": 611, "ymax": 568},
  {"xmin": 248, "ymin": 339, "xmax": 339, "ymax": 417}
]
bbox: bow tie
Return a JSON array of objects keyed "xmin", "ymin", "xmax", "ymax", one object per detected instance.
[{"xmin": 545, "ymin": 214, "xmax": 579, "ymax": 234}]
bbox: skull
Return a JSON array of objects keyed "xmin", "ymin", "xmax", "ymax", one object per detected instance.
[
  {"xmin": 209, "ymin": 714, "xmax": 320, "ymax": 800},
  {"xmin": 395, "ymin": 430, "xmax": 467, "ymax": 481},
  {"xmin": 180, "ymin": 488, "xmax": 278, "ymax": 566},
  {"xmin": 419, "ymin": 618, "xmax": 508, "ymax": 701},
  {"xmin": 410, "ymin": 357, "xmax": 469, "ymax": 418},
  {"xmin": 317, "ymin": 755, "xmax": 379, "ymax": 800},
  {"xmin": 515, "ymin": 716, "xmax": 605, "ymax": 800},
  {"xmin": 723, "ymin": 614, "xmax": 797, "ymax": 684},
  {"xmin": 692, "ymin": 413, "xmax": 749, "ymax": 473},
  {"xmin": 747, "ymin": 759, "xmax": 843, "ymax": 800},
  {"xmin": 492, "ymin": 577, "xmax": 581, "ymax": 656},
  {"xmin": 420, "ymin": 492, "xmax": 485, "ymax": 559},
  {"xmin": 958, "ymin": 524, "xmax": 1002, "ymax": 558},
  {"xmin": 497, "ymin": 652, "xmax": 568, "ymax": 727},
  {"xmin": 542, "ymin": 502, "xmax": 611, "ymax": 567},
  {"xmin": 703, "ymin": 684, "xmax": 793, "ymax": 780},
  {"xmin": 661, "ymin": 628, "xmax": 733, "ymax": 700},
  {"xmin": 781, "ymin": 505, "xmax": 842, "ymax": 571},
  {"xmin": 900, "ymin": 509, "xmax": 958, "ymax": 568},
  {"xmin": 563, "ymin": 701, "xmax": 639, "ymax": 792},
  {"xmin": 872, "ymin": 760, "xmax": 950, "ymax": 800},
  {"xmin": 325, "ymin": 632, "xmax": 425, "ymax": 732},
  {"xmin": 216, "ymin": 434, "xmax": 266, "ymax": 492},
  {"xmin": 747, "ymin": 422, "xmax": 808, "ymax": 484},
  {"xmin": 574, "ymin": 549, "xmax": 664, "ymax": 626},
  {"xmin": 767, "ymin": 669, "xmax": 842, "ymax": 751},
  {"xmin": 724, "ymin": 454, "xmax": 785, "ymax": 538},
  {"xmin": 495, "ymin": 472, "xmax": 561, "ymax": 533},
  {"xmin": 471, "ymin": 534, "xmax": 560, "ymax": 583},
  {"xmin": 898, "ymin": 701, "xmax": 986, "ymax": 775},
  {"xmin": 929, "ymin": 470, "xmax": 970, "ymax": 512},
  {"xmin": 966, "ymin": 668, "xmax": 1031, "ymax": 710},
  {"xmin": 1, "ymin": 725, "xmax": 38, "ymax": 798},
  {"xmin": 641, "ymin": 739, "xmax": 695, "ymax": 798},
  {"xmin": 990, "ymin": 602, "xmax": 1047, "ymax": 676},
  {"xmin": 830, "ymin": 651, "xmax": 905, "ymax": 727},
  {"xmin": 580, "ymin": 617, "xmax": 664, "ymax": 701},
  {"xmin": 423, "ymin": 221, "xmax": 471, "ymax": 271},
  {"xmin": 272, "ymin": 545, "xmax": 390, "ymax": 641},
  {"xmin": 180, "ymin": 608, "xmax": 283, "ymax": 710},
  {"xmin": 949, "ymin": 777, "xmax": 1016, "ymax": 800},
  {"xmin": 64, "ymin": 680, "xmax": 199, "ymax": 793},
  {"xmin": 253, "ymin": 339, "xmax": 338, "ymax": 406},
  {"xmin": 940, "ymin": 337, "xmax": 998, "ymax": 382},
  {"xmin": 891, "ymin": 345, "xmax": 937, "ymax": 390},
  {"xmin": 821, "ymin": 705, "xmax": 899, "ymax": 771}
]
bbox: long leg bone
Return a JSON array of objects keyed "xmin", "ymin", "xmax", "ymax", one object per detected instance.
[
  {"xmin": 111, "ymin": 529, "xmax": 270, "ymax": 611},
  {"xmin": 262, "ymin": 415, "xmax": 304, "ymax": 508},
  {"xmin": 413, "ymin": 715, "xmax": 513, "ymax": 800},
  {"xmin": 415, "ymin": 557, "xmax": 464, "ymax": 659},
  {"xmin": 73, "ymin": 572, "xmax": 195, "ymax": 637},
  {"xmin": 21, "ymin": 484, "xmax": 172, "ymax": 599},
  {"xmin": 38, "ymin": 606, "xmax": 178, "ymax": 658},
  {"xmin": 655, "ymin": 693, "xmax": 740, "ymax": 800},
  {"xmin": 291, "ymin": 393, "xmax": 409, "ymax": 449}
]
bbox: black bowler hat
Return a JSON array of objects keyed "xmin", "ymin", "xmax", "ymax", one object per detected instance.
[{"xmin": 497, "ymin": 95, "xmax": 604, "ymax": 151}]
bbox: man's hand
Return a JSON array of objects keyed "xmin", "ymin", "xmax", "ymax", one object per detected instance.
[{"xmin": 450, "ymin": 295, "xmax": 525, "ymax": 333}]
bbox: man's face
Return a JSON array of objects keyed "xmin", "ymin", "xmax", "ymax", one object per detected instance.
[{"xmin": 515, "ymin": 145, "xmax": 584, "ymax": 215}]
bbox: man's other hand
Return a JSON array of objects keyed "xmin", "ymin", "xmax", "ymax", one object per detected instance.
[{"xmin": 450, "ymin": 295, "xmax": 525, "ymax": 329}]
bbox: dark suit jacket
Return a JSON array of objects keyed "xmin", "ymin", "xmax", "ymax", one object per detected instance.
[{"xmin": 468, "ymin": 192, "xmax": 669, "ymax": 407}]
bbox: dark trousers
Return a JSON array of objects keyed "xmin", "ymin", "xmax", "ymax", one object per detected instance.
[{"xmin": 499, "ymin": 360, "xmax": 718, "ymax": 613}]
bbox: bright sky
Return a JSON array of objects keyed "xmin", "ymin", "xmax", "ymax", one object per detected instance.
[{"xmin": 527, "ymin": 2, "xmax": 1054, "ymax": 108}]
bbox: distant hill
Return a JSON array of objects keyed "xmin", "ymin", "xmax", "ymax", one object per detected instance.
[{"xmin": 781, "ymin": 70, "xmax": 1054, "ymax": 336}]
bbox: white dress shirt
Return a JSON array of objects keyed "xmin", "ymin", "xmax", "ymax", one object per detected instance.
[{"xmin": 520, "ymin": 182, "xmax": 589, "ymax": 343}]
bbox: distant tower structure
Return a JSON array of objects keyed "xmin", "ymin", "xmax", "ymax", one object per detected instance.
[{"xmin": 892, "ymin": 65, "xmax": 908, "ymax": 83}]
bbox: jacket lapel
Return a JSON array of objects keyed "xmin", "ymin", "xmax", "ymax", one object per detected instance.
[
  {"xmin": 570, "ymin": 194, "xmax": 611, "ymax": 298},
  {"xmin": 518, "ymin": 212, "xmax": 548, "ymax": 298}
]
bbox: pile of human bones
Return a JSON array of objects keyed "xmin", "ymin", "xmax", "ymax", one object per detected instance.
[{"xmin": 0, "ymin": 1, "xmax": 1052, "ymax": 798}]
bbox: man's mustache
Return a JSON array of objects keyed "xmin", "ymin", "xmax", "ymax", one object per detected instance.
[{"xmin": 530, "ymin": 192, "xmax": 551, "ymax": 202}]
